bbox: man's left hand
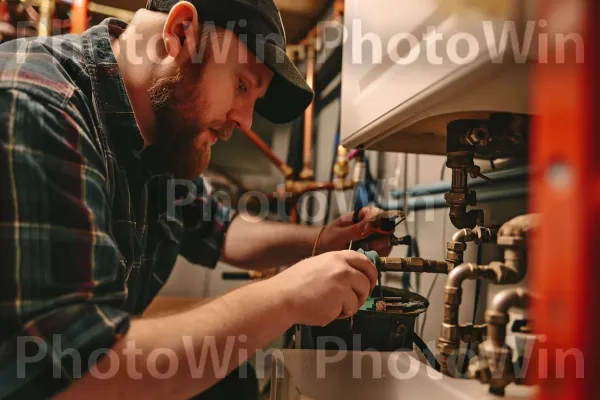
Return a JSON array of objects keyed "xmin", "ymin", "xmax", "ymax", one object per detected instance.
[{"xmin": 316, "ymin": 206, "xmax": 394, "ymax": 257}]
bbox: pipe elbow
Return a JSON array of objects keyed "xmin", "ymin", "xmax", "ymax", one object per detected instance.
[
  {"xmin": 451, "ymin": 228, "xmax": 472, "ymax": 242},
  {"xmin": 491, "ymin": 288, "xmax": 530, "ymax": 315},
  {"xmin": 497, "ymin": 214, "xmax": 540, "ymax": 246},
  {"xmin": 447, "ymin": 262, "xmax": 479, "ymax": 288},
  {"xmin": 449, "ymin": 209, "xmax": 483, "ymax": 230}
]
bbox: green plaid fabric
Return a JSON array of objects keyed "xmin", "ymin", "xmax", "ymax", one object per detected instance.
[{"xmin": 0, "ymin": 18, "xmax": 235, "ymax": 398}]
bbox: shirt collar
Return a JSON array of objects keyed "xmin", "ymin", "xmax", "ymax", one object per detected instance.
[{"xmin": 81, "ymin": 18, "xmax": 145, "ymax": 160}]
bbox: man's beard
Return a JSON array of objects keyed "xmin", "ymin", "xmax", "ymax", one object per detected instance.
[{"xmin": 142, "ymin": 63, "xmax": 212, "ymax": 180}]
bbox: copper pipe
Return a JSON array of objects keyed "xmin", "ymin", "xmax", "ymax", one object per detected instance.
[
  {"xmin": 299, "ymin": 43, "xmax": 316, "ymax": 181},
  {"xmin": 70, "ymin": 0, "xmax": 88, "ymax": 34},
  {"xmin": 238, "ymin": 125, "xmax": 293, "ymax": 179},
  {"xmin": 37, "ymin": 0, "xmax": 56, "ymax": 36},
  {"xmin": 289, "ymin": 197, "xmax": 299, "ymax": 223},
  {"xmin": 333, "ymin": 0, "xmax": 345, "ymax": 18},
  {"xmin": 283, "ymin": 179, "xmax": 354, "ymax": 197}
]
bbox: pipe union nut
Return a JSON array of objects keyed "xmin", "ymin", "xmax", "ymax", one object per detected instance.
[
  {"xmin": 437, "ymin": 341, "xmax": 459, "ymax": 357},
  {"xmin": 485, "ymin": 310, "xmax": 510, "ymax": 326},
  {"xmin": 444, "ymin": 288, "xmax": 462, "ymax": 305},
  {"xmin": 445, "ymin": 192, "xmax": 470, "ymax": 204},
  {"xmin": 446, "ymin": 253, "xmax": 463, "ymax": 263},
  {"xmin": 497, "ymin": 236, "xmax": 525, "ymax": 247},
  {"xmin": 471, "ymin": 340, "xmax": 515, "ymax": 391},
  {"xmin": 447, "ymin": 241, "xmax": 467, "ymax": 251},
  {"xmin": 440, "ymin": 323, "xmax": 460, "ymax": 343}
]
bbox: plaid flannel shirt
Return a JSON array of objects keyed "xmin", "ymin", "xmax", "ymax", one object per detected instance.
[{"xmin": 0, "ymin": 18, "xmax": 235, "ymax": 398}]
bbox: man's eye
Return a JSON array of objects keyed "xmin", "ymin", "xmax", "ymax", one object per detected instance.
[{"xmin": 238, "ymin": 79, "xmax": 248, "ymax": 93}]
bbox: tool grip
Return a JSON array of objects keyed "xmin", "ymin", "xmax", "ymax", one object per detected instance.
[{"xmin": 221, "ymin": 272, "xmax": 252, "ymax": 280}]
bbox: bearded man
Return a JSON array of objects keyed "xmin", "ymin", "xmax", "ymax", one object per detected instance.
[{"xmin": 0, "ymin": 1, "xmax": 391, "ymax": 398}]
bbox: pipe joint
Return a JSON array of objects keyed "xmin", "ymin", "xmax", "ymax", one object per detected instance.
[
  {"xmin": 485, "ymin": 310, "xmax": 510, "ymax": 326},
  {"xmin": 459, "ymin": 323, "xmax": 487, "ymax": 344},
  {"xmin": 444, "ymin": 286, "xmax": 462, "ymax": 305},
  {"xmin": 488, "ymin": 261, "xmax": 524, "ymax": 284},
  {"xmin": 472, "ymin": 225, "xmax": 496, "ymax": 244},
  {"xmin": 451, "ymin": 228, "xmax": 473, "ymax": 242},
  {"xmin": 447, "ymin": 262, "xmax": 480, "ymax": 287},
  {"xmin": 440, "ymin": 323, "xmax": 460, "ymax": 344}
]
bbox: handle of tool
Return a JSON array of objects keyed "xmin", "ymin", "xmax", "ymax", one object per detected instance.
[{"xmin": 221, "ymin": 272, "xmax": 253, "ymax": 280}]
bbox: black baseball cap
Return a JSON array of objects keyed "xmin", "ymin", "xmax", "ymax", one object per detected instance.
[{"xmin": 146, "ymin": 0, "xmax": 314, "ymax": 124}]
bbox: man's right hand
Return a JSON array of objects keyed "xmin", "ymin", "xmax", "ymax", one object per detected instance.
[{"xmin": 269, "ymin": 250, "xmax": 379, "ymax": 326}]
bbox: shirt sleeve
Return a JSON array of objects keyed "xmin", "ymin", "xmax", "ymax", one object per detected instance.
[
  {"xmin": 0, "ymin": 89, "xmax": 130, "ymax": 399},
  {"xmin": 178, "ymin": 177, "xmax": 237, "ymax": 268}
]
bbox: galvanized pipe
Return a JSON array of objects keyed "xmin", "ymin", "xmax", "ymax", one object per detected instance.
[
  {"xmin": 470, "ymin": 288, "xmax": 533, "ymax": 396},
  {"xmin": 486, "ymin": 288, "xmax": 530, "ymax": 346}
]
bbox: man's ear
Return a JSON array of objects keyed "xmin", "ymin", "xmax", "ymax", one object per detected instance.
[{"xmin": 162, "ymin": 1, "xmax": 200, "ymax": 59}]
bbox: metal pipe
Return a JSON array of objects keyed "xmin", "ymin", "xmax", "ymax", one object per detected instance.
[
  {"xmin": 438, "ymin": 214, "xmax": 538, "ymax": 377},
  {"xmin": 486, "ymin": 214, "xmax": 540, "ymax": 284},
  {"xmin": 70, "ymin": 0, "xmax": 88, "ymax": 34},
  {"xmin": 37, "ymin": 0, "xmax": 56, "ymax": 36},
  {"xmin": 470, "ymin": 288, "xmax": 533, "ymax": 396},
  {"xmin": 299, "ymin": 43, "xmax": 316, "ymax": 181},
  {"xmin": 446, "ymin": 263, "xmax": 482, "ymax": 289},
  {"xmin": 378, "ymin": 185, "xmax": 528, "ymax": 212},
  {"xmin": 379, "ymin": 257, "xmax": 449, "ymax": 274},
  {"xmin": 449, "ymin": 206, "xmax": 483, "ymax": 230},
  {"xmin": 446, "ymin": 226, "xmax": 496, "ymax": 270},
  {"xmin": 390, "ymin": 167, "xmax": 528, "ymax": 199},
  {"xmin": 437, "ymin": 262, "xmax": 496, "ymax": 375},
  {"xmin": 238, "ymin": 125, "xmax": 293, "ymax": 179},
  {"xmin": 487, "ymin": 288, "xmax": 529, "ymax": 346},
  {"xmin": 451, "ymin": 228, "xmax": 473, "ymax": 242}
]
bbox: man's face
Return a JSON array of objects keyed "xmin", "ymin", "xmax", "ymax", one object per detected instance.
[{"xmin": 144, "ymin": 29, "xmax": 274, "ymax": 180}]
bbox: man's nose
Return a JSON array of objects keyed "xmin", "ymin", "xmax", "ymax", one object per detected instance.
[{"xmin": 229, "ymin": 103, "xmax": 254, "ymax": 133}]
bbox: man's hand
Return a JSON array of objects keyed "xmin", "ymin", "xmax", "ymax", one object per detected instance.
[
  {"xmin": 270, "ymin": 250, "xmax": 378, "ymax": 325},
  {"xmin": 316, "ymin": 206, "xmax": 394, "ymax": 256}
]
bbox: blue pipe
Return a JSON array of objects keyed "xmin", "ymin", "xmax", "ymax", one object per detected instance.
[
  {"xmin": 389, "ymin": 167, "xmax": 528, "ymax": 199},
  {"xmin": 378, "ymin": 184, "xmax": 527, "ymax": 212}
]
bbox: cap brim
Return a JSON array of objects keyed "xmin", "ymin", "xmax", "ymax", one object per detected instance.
[{"xmin": 242, "ymin": 36, "xmax": 314, "ymax": 124}]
